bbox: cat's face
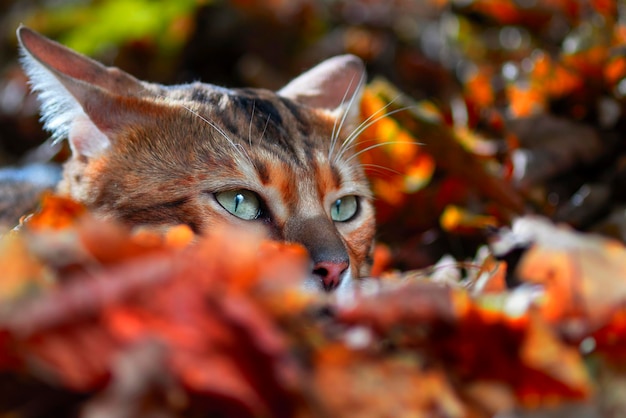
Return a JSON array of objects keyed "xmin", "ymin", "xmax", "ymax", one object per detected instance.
[{"xmin": 17, "ymin": 26, "xmax": 375, "ymax": 294}]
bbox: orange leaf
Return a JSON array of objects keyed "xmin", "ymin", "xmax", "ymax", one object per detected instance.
[
  {"xmin": 507, "ymin": 84, "xmax": 544, "ymax": 117},
  {"xmin": 512, "ymin": 217, "xmax": 626, "ymax": 331},
  {"xmin": 465, "ymin": 70, "xmax": 494, "ymax": 109},
  {"xmin": 518, "ymin": 314, "xmax": 591, "ymax": 404},
  {"xmin": 0, "ymin": 235, "xmax": 53, "ymax": 302},
  {"xmin": 592, "ymin": 0, "xmax": 617, "ymax": 16},
  {"xmin": 440, "ymin": 205, "xmax": 498, "ymax": 233},
  {"xmin": 604, "ymin": 56, "xmax": 626, "ymax": 86},
  {"xmin": 23, "ymin": 194, "xmax": 86, "ymax": 231},
  {"xmin": 163, "ymin": 224, "xmax": 195, "ymax": 248},
  {"xmin": 558, "ymin": 46, "xmax": 607, "ymax": 90}
]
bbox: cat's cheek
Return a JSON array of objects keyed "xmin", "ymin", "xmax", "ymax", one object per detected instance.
[
  {"xmin": 57, "ymin": 158, "xmax": 95, "ymax": 203},
  {"xmin": 215, "ymin": 214, "xmax": 272, "ymax": 240},
  {"xmin": 336, "ymin": 210, "xmax": 376, "ymax": 275},
  {"xmin": 340, "ymin": 232, "xmax": 373, "ymax": 278}
]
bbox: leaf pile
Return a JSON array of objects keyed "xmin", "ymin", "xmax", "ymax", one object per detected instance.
[{"xmin": 1, "ymin": 196, "xmax": 626, "ymax": 417}]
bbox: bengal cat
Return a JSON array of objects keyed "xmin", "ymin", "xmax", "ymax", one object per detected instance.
[{"xmin": 15, "ymin": 26, "xmax": 376, "ymax": 294}]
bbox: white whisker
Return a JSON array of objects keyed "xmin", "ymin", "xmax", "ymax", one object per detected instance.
[
  {"xmin": 248, "ymin": 101, "xmax": 256, "ymax": 147},
  {"xmin": 329, "ymin": 70, "xmax": 366, "ymax": 161},
  {"xmin": 337, "ymin": 97, "xmax": 398, "ymax": 157},
  {"xmin": 338, "ymin": 134, "xmax": 423, "ymax": 159},
  {"xmin": 180, "ymin": 103, "xmax": 254, "ymax": 167},
  {"xmin": 344, "ymin": 140, "xmax": 417, "ymax": 164},
  {"xmin": 180, "ymin": 103, "xmax": 234, "ymax": 146},
  {"xmin": 333, "ymin": 97, "xmax": 400, "ymax": 164},
  {"xmin": 359, "ymin": 163, "xmax": 401, "ymax": 176},
  {"xmin": 260, "ymin": 114, "xmax": 271, "ymax": 143},
  {"xmin": 335, "ymin": 104, "xmax": 413, "ymax": 163}
]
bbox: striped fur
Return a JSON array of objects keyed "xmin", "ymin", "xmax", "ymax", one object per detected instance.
[{"xmin": 18, "ymin": 26, "xmax": 376, "ymax": 293}]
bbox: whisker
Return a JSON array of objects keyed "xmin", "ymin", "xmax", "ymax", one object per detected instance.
[
  {"xmin": 359, "ymin": 163, "xmax": 401, "ymax": 176},
  {"xmin": 260, "ymin": 114, "xmax": 271, "ymax": 143},
  {"xmin": 335, "ymin": 105, "xmax": 414, "ymax": 163},
  {"xmin": 337, "ymin": 137, "xmax": 389, "ymax": 157},
  {"xmin": 180, "ymin": 103, "xmax": 254, "ymax": 166},
  {"xmin": 248, "ymin": 100, "xmax": 256, "ymax": 147},
  {"xmin": 344, "ymin": 140, "xmax": 417, "ymax": 164},
  {"xmin": 329, "ymin": 80, "xmax": 354, "ymax": 159},
  {"xmin": 333, "ymin": 98, "xmax": 400, "ymax": 164},
  {"xmin": 341, "ymin": 105, "xmax": 410, "ymax": 153},
  {"xmin": 343, "ymin": 137, "xmax": 390, "ymax": 148},
  {"xmin": 329, "ymin": 70, "xmax": 367, "ymax": 161},
  {"xmin": 180, "ymin": 104, "xmax": 234, "ymax": 147},
  {"xmin": 339, "ymin": 135, "xmax": 423, "ymax": 158}
]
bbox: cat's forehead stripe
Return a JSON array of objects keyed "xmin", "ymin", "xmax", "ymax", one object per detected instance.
[
  {"xmin": 167, "ymin": 83, "xmax": 360, "ymax": 194},
  {"xmin": 252, "ymin": 157, "xmax": 271, "ymax": 185},
  {"xmin": 330, "ymin": 164, "xmax": 343, "ymax": 186},
  {"xmin": 231, "ymin": 95, "xmax": 284, "ymax": 126},
  {"xmin": 190, "ymin": 88, "xmax": 211, "ymax": 104},
  {"xmin": 224, "ymin": 95, "xmax": 316, "ymax": 167}
]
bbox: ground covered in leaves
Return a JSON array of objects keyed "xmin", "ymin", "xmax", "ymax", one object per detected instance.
[
  {"xmin": 3, "ymin": 195, "xmax": 626, "ymax": 418},
  {"xmin": 2, "ymin": 0, "xmax": 626, "ymax": 417}
]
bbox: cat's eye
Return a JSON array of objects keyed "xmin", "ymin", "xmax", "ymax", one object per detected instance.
[
  {"xmin": 330, "ymin": 195, "xmax": 358, "ymax": 222},
  {"xmin": 215, "ymin": 189, "xmax": 261, "ymax": 220}
]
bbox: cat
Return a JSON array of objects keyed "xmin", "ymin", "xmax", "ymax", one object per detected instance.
[{"xmin": 15, "ymin": 26, "xmax": 376, "ymax": 294}]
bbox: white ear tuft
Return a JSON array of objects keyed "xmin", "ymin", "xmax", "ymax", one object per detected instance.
[{"xmin": 18, "ymin": 32, "xmax": 88, "ymax": 145}]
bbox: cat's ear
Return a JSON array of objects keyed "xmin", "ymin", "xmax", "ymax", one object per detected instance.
[
  {"xmin": 17, "ymin": 25, "xmax": 149, "ymax": 158},
  {"xmin": 278, "ymin": 55, "xmax": 365, "ymax": 123}
]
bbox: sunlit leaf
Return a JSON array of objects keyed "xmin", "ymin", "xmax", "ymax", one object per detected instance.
[
  {"xmin": 517, "ymin": 314, "xmax": 591, "ymax": 404},
  {"xmin": 403, "ymin": 153, "xmax": 436, "ymax": 193},
  {"xmin": 440, "ymin": 205, "xmax": 498, "ymax": 233},
  {"xmin": 504, "ymin": 217, "xmax": 626, "ymax": 333},
  {"xmin": 358, "ymin": 88, "xmax": 434, "ymax": 204},
  {"xmin": 507, "ymin": 83, "xmax": 545, "ymax": 117},
  {"xmin": 465, "ymin": 69, "xmax": 495, "ymax": 109},
  {"xmin": 591, "ymin": 0, "xmax": 617, "ymax": 16},
  {"xmin": 0, "ymin": 235, "xmax": 53, "ymax": 303},
  {"xmin": 604, "ymin": 56, "xmax": 626, "ymax": 86},
  {"xmin": 23, "ymin": 194, "xmax": 86, "ymax": 231}
]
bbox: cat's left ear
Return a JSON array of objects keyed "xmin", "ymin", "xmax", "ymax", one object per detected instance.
[
  {"xmin": 16, "ymin": 26, "xmax": 153, "ymax": 158},
  {"xmin": 278, "ymin": 55, "xmax": 365, "ymax": 125}
]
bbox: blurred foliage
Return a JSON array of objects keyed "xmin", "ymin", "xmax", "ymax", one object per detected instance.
[{"xmin": 25, "ymin": 0, "xmax": 201, "ymax": 56}]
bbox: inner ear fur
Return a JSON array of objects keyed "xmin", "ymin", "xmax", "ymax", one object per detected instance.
[{"xmin": 278, "ymin": 54, "xmax": 366, "ymax": 124}]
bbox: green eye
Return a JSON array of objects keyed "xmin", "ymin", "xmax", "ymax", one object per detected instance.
[
  {"xmin": 215, "ymin": 189, "xmax": 261, "ymax": 220},
  {"xmin": 330, "ymin": 195, "xmax": 358, "ymax": 222}
]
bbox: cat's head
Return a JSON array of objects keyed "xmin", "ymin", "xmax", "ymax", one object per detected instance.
[{"xmin": 17, "ymin": 26, "xmax": 375, "ymax": 294}]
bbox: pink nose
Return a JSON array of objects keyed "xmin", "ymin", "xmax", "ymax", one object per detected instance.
[{"xmin": 313, "ymin": 260, "xmax": 349, "ymax": 292}]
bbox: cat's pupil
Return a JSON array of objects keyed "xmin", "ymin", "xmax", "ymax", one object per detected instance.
[
  {"xmin": 234, "ymin": 193, "xmax": 243, "ymax": 212},
  {"xmin": 216, "ymin": 189, "xmax": 261, "ymax": 220},
  {"xmin": 331, "ymin": 195, "xmax": 358, "ymax": 222},
  {"xmin": 333, "ymin": 200, "xmax": 341, "ymax": 216}
]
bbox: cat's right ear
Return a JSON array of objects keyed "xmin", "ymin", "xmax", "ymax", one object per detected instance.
[
  {"xmin": 17, "ymin": 26, "xmax": 149, "ymax": 158},
  {"xmin": 278, "ymin": 55, "xmax": 366, "ymax": 126}
]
